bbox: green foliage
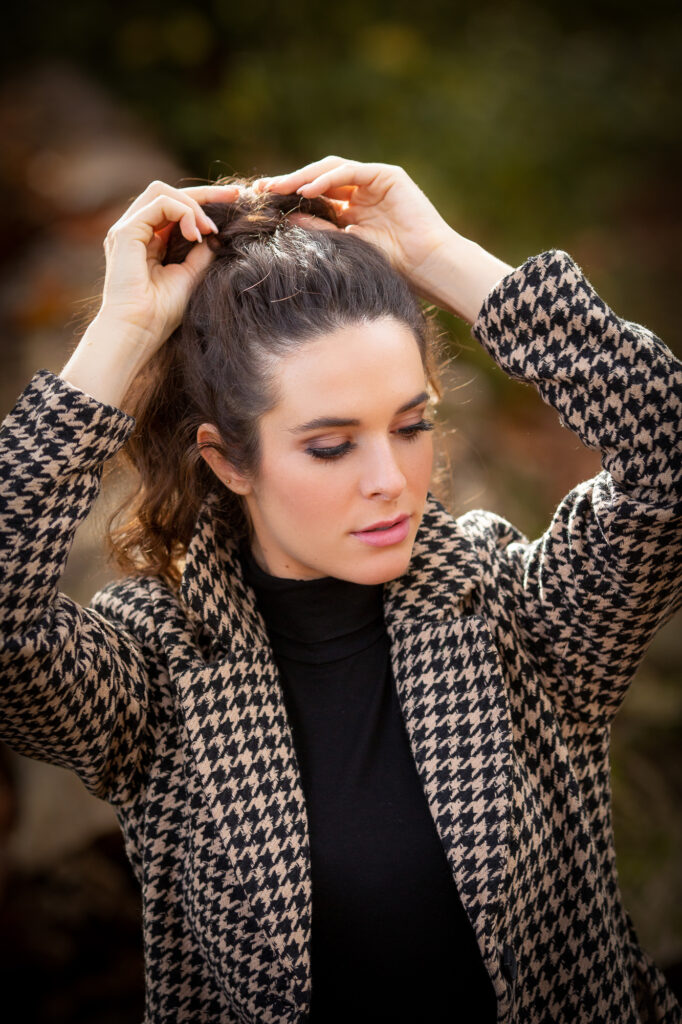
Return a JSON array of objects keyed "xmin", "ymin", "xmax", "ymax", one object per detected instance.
[{"xmin": 6, "ymin": 1, "xmax": 681, "ymax": 344}]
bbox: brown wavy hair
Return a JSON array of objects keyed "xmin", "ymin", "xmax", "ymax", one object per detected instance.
[{"xmin": 107, "ymin": 180, "xmax": 443, "ymax": 586}]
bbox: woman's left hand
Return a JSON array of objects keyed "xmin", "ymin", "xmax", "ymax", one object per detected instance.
[
  {"xmin": 255, "ymin": 156, "xmax": 511, "ymax": 322},
  {"xmin": 255, "ymin": 156, "xmax": 456, "ymax": 291}
]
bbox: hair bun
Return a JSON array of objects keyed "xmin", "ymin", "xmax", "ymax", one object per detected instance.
[{"xmin": 162, "ymin": 187, "xmax": 338, "ymax": 266}]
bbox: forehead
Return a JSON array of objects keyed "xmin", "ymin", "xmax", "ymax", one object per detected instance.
[{"xmin": 271, "ymin": 317, "xmax": 425, "ymax": 414}]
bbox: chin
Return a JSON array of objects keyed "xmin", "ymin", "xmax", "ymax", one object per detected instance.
[{"xmin": 344, "ymin": 548, "xmax": 414, "ymax": 587}]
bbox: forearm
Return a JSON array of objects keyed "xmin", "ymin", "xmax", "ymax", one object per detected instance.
[
  {"xmin": 411, "ymin": 229, "xmax": 513, "ymax": 323},
  {"xmin": 471, "ymin": 249, "xmax": 682, "ymax": 501},
  {"xmin": 0, "ymin": 371, "xmax": 135, "ymax": 615},
  {"xmin": 61, "ymin": 313, "xmax": 158, "ymax": 410}
]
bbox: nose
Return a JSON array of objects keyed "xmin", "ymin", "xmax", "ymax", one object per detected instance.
[{"xmin": 359, "ymin": 439, "xmax": 407, "ymax": 501}]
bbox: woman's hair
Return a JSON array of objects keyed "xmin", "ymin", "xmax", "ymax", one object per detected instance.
[{"xmin": 107, "ymin": 180, "xmax": 443, "ymax": 585}]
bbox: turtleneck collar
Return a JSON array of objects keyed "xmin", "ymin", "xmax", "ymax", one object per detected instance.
[{"xmin": 239, "ymin": 541, "xmax": 386, "ymax": 664}]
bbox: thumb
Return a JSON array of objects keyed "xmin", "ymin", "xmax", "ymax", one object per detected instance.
[{"xmin": 181, "ymin": 236, "xmax": 215, "ymax": 280}]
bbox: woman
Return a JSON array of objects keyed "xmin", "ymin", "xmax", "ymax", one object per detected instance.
[{"xmin": 1, "ymin": 156, "xmax": 680, "ymax": 1024}]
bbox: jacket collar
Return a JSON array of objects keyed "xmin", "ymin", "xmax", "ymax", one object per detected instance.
[
  {"xmin": 179, "ymin": 492, "xmax": 479, "ymax": 651},
  {"xmin": 179, "ymin": 490, "xmax": 269, "ymax": 656},
  {"xmin": 172, "ymin": 492, "xmax": 511, "ymax": 1015}
]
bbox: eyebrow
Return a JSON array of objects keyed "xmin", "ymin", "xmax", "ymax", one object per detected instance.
[{"xmin": 290, "ymin": 390, "xmax": 429, "ymax": 434}]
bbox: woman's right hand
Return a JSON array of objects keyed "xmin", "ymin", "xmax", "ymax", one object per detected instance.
[
  {"xmin": 98, "ymin": 181, "xmax": 240, "ymax": 346},
  {"xmin": 61, "ymin": 181, "xmax": 239, "ymax": 407}
]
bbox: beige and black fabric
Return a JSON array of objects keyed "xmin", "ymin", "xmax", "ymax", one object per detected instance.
[{"xmin": 1, "ymin": 250, "xmax": 680, "ymax": 1023}]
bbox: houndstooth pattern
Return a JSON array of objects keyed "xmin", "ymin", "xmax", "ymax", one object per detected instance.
[{"xmin": 1, "ymin": 250, "xmax": 680, "ymax": 1023}]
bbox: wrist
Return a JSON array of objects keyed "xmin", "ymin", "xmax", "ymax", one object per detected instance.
[
  {"xmin": 60, "ymin": 313, "xmax": 157, "ymax": 408},
  {"xmin": 412, "ymin": 230, "xmax": 513, "ymax": 324}
]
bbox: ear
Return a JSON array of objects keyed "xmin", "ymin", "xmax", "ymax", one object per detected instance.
[{"xmin": 196, "ymin": 423, "xmax": 253, "ymax": 496}]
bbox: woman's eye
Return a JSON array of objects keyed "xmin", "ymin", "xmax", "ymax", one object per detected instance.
[
  {"xmin": 305, "ymin": 420, "xmax": 433, "ymax": 461},
  {"xmin": 396, "ymin": 419, "xmax": 434, "ymax": 440},
  {"xmin": 305, "ymin": 441, "xmax": 356, "ymax": 461}
]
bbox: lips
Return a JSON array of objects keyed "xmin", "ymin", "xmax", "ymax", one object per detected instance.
[
  {"xmin": 361, "ymin": 515, "xmax": 408, "ymax": 533},
  {"xmin": 351, "ymin": 514, "xmax": 411, "ymax": 548}
]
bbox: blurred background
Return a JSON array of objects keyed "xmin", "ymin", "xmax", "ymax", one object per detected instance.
[{"xmin": 0, "ymin": 0, "xmax": 680, "ymax": 1019}]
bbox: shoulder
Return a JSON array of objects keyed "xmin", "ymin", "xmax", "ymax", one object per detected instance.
[
  {"xmin": 455, "ymin": 506, "xmax": 527, "ymax": 551},
  {"xmin": 419, "ymin": 496, "xmax": 527, "ymax": 564},
  {"xmin": 387, "ymin": 496, "xmax": 528, "ymax": 619}
]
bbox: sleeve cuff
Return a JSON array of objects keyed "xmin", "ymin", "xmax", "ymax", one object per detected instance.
[{"xmin": 3, "ymin": 369, "xmax": 136, "ymax": 474}]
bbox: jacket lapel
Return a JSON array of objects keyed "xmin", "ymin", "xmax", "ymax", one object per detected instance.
[
  {"xmin": 384, "ymin": 500, "xmax": 514, "ymax": 969},
  {"xmin": 172, "ymin": 494, "xmax": 312, "ymax": 1008},
  {"xmin": 171, "ymin": 493, "xmax": 513, "ymax": 1008}
]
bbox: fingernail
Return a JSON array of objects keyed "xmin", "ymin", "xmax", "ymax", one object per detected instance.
[
  {"xmin": 194, "ymin": 227, "xmax": 203, "ymax": 243},
  {"xmin": 205, "ymin": 216, "xmax": 219, "ymax": 233}
]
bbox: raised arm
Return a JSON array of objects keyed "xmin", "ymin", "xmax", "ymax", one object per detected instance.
[
  {"xmin": 0, "ymin": 180, "xmax": 239, "ymax": 801},
  {"xmin": 0, "ymin": 372, "xmax": 150, "ymax": 802},
  {"xmin": 469, "ymin": 250, "xmax": 682, "ymax": 724}
]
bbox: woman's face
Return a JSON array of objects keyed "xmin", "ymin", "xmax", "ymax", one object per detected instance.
[{"xmin": 238, "ymin": 316, "xmax": 434, "ymax": 583}]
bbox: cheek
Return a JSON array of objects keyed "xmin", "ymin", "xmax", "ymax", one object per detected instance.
[
  {"xmin": 259, "ymin": 434, "xmax": 433, "ymax": 524},
  {"xmin": 261, "ymin": 453, "xmax": 352, "ymax": 523},
  {"xmin": 405, "ymin": 435, "xmax": 435, "ymax": 491}
]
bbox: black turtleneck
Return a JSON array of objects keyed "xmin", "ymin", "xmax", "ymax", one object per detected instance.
[{"xmin": 240, "ymin": 544, "xmax": 498, "ymax": 1023}]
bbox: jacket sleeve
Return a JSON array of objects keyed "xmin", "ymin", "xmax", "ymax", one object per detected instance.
[
  {"xmin": 0, "ymin": 369, "xmax": 151, "ymax": 804},
  {"xmin": 470, "ymin": 249, "xmax": 682, "ymax": 725}
]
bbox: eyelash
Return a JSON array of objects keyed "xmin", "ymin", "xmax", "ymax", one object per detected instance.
[{"xmin": 305, "ymin": 419, "xmax": 434, "ymax": 461}]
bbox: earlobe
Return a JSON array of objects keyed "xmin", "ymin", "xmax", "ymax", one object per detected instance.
[{"xmin": 196, "ymin": 423, "xmax": 252, "ymax": 495}]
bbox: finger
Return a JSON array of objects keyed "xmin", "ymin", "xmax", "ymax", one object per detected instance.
[
  {"xmin": 116, "ymin": 188, "xmax": 211, "ymax": 238},
  {"xmin": 154, "ymin": 223, "xmax": 175, "ymax": 245},
  {"xmin": 125, "ymin": 180, "xmax": 240, "ymax": 212},
  {"xmin": 252, "ymin": 178, "xmax": 351, "ymax": 218},
  {"xmin": 146, "ymin": 234, "xmax": 167, "ymax": 263},
  {"xmin": 179, "ymin": 234, "xmax": 216, "ymax": 279},
  {"xmin": 119, "ymin": 181, "xmax": 239, "ymax": 234},
  {"xmin": 181, "ymin": 182, "xmax": 241, "ymax": 201},
  {"xmin": 295, "ymin": 163, "xmax": 386, "ymax": 200},
  {"xmin": 319, "ymin": 185, "xmax": 357, "ymax": 201},
  {"xmin": 111, "ymin": 194, "xmax": 207, "ymax": 248},
  {"xmin": 288, "ymin": 184, "xmax": 356, "ymax": 202},
  {"xmin": 258, "ymin": 155, "xmax": 351, "ymax": 193}
]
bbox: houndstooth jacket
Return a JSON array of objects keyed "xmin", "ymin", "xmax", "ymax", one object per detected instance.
[{"xmin": 1, "ymin": 250, "xmax": 681, "ymax": 1023}]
